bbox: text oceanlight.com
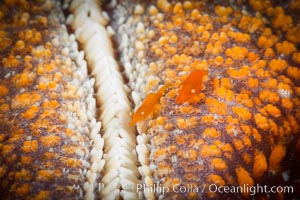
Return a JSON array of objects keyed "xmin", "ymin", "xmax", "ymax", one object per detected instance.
[{"xmin": 136, "ymin": 183, "xmax": 294, "ymax": 196}]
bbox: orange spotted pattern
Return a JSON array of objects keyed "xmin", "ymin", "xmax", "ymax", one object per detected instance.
[
  {"xmin": 0, "ymin": 0, "xmax": 95, "ymax": 199},
  {"xmin": 114, "ymin": 0, "xmax": 300, "ymax": 199}
]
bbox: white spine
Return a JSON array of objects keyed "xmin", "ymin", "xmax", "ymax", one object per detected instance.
[{"xmin": 68, "ymin": 0, "xmax": 140, "ymax": 199}]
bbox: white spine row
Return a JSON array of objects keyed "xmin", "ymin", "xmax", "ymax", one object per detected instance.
[
  {"xmin": 67, "ymin": 0, "xmax": 140, "ymax": 199},
  {"xmin": 59, "ymin": 28, "xmax": 105, "ymax": 200},
  {"xmin": 114, "ymin": 2, "xmax": 159, "ymax": 199},
  {"xmin": 57, "ymin": 7, "xmax": 106, "ymax": 200}
]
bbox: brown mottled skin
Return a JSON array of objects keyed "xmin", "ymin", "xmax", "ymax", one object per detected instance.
[
  {"xmin": 110, "ymin": 0, "xmax": 300, "ymax": 199},
  {"xmin": 0, "ymin": 0, "xmax": 300, "ymax": 199}
]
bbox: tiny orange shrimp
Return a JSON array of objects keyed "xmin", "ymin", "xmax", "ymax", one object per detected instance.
[
  {"xmin": 130, "ymin": 84, "xmax": 170, "ymax": 126},
  {"xmin": 175, "ymin": 69, "xmax": 208, "ymax": 104}
]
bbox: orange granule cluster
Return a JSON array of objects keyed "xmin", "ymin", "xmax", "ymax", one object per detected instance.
[
  {"xmin": 238, "ymin": 15, "xmax": 264, "ymax": 33},
  {"xmin": 242, "ymin": 153, "xmax": 252, "ymax": 165},
  {"xmin": 2, "ymin": 55, "xmax": 20, "ymax": 67},
  {"xmin": 203, "ymin": 128, "xmax": 220, "ymax": 138},
  {"xmin": 232, "ymin": 138, "xmax": 245, "ymax": 150},
  {"xmin": 12, "ymin": 92, "xmax": 41, "ymax": 109},
  {"xmin": 200, "ymin": 144, "xmax": 222, "ymax": 157},
  {"xmin": 254, "ymin": 113, "xmax": 269, "ymax": 131},
  {"xmin": 215, "ymin": 5, "xmax": 232, "ymax": 17},
  {"xmin": 271, "ymin": 7, "xmax": 293, "ymax": 31},
  {"xmin": 0, "ymin": 84, "xmax": 9, "ymax": 97},
  {"xmin": 214, "ymin": 5, "xmax": 232, "ymax": 22},
  {"xmin": 228, "ymin": 31, "xmax": 250, "ymax": 43},
  {"xmin": 211, "ymin": 158, "xmax": 228, "ymax": 171},
  {"xmin": 252, "ymin": 150, "xmax": 268, "ymax": 180},
  {"xmin": 248, "ymin": 78, "xmax": 259, "ymax": 88},
  {"xmin": 23, "ymin": 105, "xmax": 39, "ymax": 120},
  {"xmin": 236, "ymin": 166, "xmax": 254, "ymax": 197},
  {"xmin": 259, "ymin": 90, "xmax": 280, "ymax": 103},
  {"xmin": 286, "ymin": 66, "xmax": 300, "ymax": 80},
  {"xmin": 215, "ymin": 87, "xmax": 234, "ymax": 101},
  {"xmin": 40, "ymin": 135, "xmax": 61, "ymax": 147},
  {"xmin": 21, "ymin": 140, "xmax": 39, "ymax": 153},
  {"xmin": 207, "ymin": 174, "xmax": 225, "ymax": 186},
  {"xmin": 205, "ymin": 97, "xmax": 228, "ymax": 115},
  {"xmin": 257, "ymin": 36, "xmax": 274, "ymax": 48},
  {"xmin": 15, "ymin": 184, "xmax": 31, "ymax": 196},
  {"xmin": 227, "ymin": 66, "xmax": 250, "ymax": 79},
  {"xmin": 225, "ymin": 46, "xmax": 248, "ymax": 60},
  {"xmin": 232, "ymin": 106, "xmax": 252, "ymax": 121},
  {"xmin": 262, "ymin": 78, "xmax": 278, "ymax": 89},
  {"xmin": 286, "ymin": 27, "xmax": 300, "ymax": 44},
  {"xmin": 176, "ymin": 116, "xmax": 198, "ymax": 130},
  {"xmin": 292, "ymin": 53, "xmax": 300, "ymax": 64},
  {"xmin": 236, "ymin": 93, "xmax": 253, "ymax": 107},
  {"xmin": 269, "ymin": 144, "xmax": 286, "ymax": 172},
  {"xmin": 247, "ymin": 52, "xmax": 259, "ymax": 62},
  {"xmin": 201, "ymin": 115, "xmax": 215, "ymax": 124},
  {"xmin": 214, "ymin": 55, "xmax": 224, "ymax": 65},
  {"xmin": 276, "ymin": 41, "xmax": 297, "ymax": 55},
  {"xmin": 263, "ymin": 104, "xmax": 281, "ymax": 117},
  {"xmin": 249, "ymin": 0, "xmax": 272, "ymax": 12},
  {"xmin": 264, "ymin": 48, "xmax": 275, "ymax": 58}
]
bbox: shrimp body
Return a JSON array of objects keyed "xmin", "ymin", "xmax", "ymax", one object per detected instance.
[
  {"xmin": 130, "ymin": 84, "xmax": 169, "ymax": 125},
  {"xmin": 175, "ymin": 70, "xmax": 208, "ymax": 104}
]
